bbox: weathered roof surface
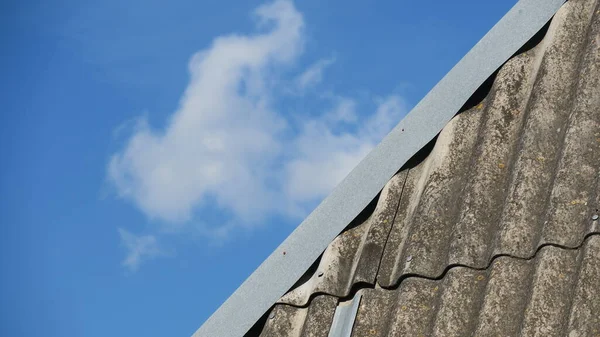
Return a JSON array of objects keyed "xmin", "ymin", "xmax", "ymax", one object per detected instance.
[
  {"xmin": 255, "ymin": 0, "xmax": 600, "ymax": 334},
  {"xmin": 262, "ymin": 235, "xmax": 600, "ymax": 337}
]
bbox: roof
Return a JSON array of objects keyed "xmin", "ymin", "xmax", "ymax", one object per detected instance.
[
  {"xmin": 190, "ymin": 0, "xmax": 588, "ymax": 336},
  {"xmin": 255, "ymin": 0, "xmax": 600, "ymax": 335},
  {"xmin": 260, "ymin": 237, "xmax": 600, "ymax": 337}
]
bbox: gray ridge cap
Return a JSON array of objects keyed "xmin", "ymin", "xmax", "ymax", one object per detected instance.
[{"xmin": 191, "ymin": 1, "xmax": 566, "ymax": 336}]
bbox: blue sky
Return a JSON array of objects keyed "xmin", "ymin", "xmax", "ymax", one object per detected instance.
[{"xmin": 1, "ymin": 1, "xmax": 515, "ymax": 336}]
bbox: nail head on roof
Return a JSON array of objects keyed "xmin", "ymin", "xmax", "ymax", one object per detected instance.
[
  {"xmin": 593, "ymin": 214, "xmax": 599, "ymax": 221},
  {"xmin": 269, "ymin": 313, "xmax": 275, "ymax": 320},
  {"xmin": 406, "ymin": 255, "xmax": 413, "ymax": 262}
]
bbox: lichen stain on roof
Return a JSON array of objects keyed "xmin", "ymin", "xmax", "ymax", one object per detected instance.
[
  {"xmin": 259, "ymin": 295, "xmax": 337, "ymax": 337},
  {"xmin": 352, "ymin": 236, "xmax": 600, "ymax": 337},
  {"xmin": 260, "ymin": 235, "xmax": 600, "ymax": 337},
  {"xmin": 253, "ymin": 0, "xmax": 600, "ymax": 335}
]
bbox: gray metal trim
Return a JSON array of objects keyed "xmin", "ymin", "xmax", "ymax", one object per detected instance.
[
  {"xmin": 327, "ymin": 293, "xmax": 363, "ymax": 337},
  {"xmin": 191, "ymin": 1, "xmax": 566, "ymax": 336}
]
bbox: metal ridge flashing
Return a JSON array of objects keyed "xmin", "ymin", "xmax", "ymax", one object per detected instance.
[{"xmin": 192, "ymin": 1, "xmax": 566, "ymax": 336}]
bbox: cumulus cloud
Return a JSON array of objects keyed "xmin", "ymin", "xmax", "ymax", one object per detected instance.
[
  {"xmin": 295, "ymin": 57, "xmax": 336, "ymax": 91},
  {"xmin": 118, "ymin": 228, "xmax": 164, "ymax": 271},
  {"xmin": 108, "ymin": 0, "xmax": 303, "ymax": 224},
  {"xmin": 108, "ymin": 0, "xmax": 407, "ymax": 248}
]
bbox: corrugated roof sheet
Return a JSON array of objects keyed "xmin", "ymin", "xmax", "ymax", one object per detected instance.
[
  {"xmin": 255, "ymin": 0, "xmax": 600, "ymax": 334},
  {"xmin": 261, "ymin": 235, "xmax": 600, "ymax": 337}
]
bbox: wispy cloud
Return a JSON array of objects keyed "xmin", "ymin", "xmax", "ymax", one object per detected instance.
[
  {"xmin": 295, "ymin": 56, "xmax": 336, "ymax": 91},
  {"xmin": 325, "ymin": 97, "xmax": 357, "ymax": 124},
  {"xmin": 108, "ymin": 0, "xmax": 407, "ymax": 261},
  {"xmin": 285, "ymin": 95, "xmax": 405, "ymax": 207},
  {"xmin": 118, "ymin": 228, "xmax": 164, "ymax": 272}
]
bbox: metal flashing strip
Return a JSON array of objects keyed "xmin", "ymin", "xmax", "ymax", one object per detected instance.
[
  {"xmin": 192, "ymin": 1, "xmax": 566, "ymax": 336},
  {"xmin": 327, "ymin": 293, "xmax": 363, "ymax": 337}
]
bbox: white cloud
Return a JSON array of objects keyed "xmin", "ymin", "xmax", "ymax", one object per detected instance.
[
  {"xmin": 295, "ymin": 57, "xmax": 336, "ymax": 91},
  {"xmin": 118, "ymin": 228, "xmax": 164, "ymax": 271},
  {"xmin": 108, "ymin": 0, "xmax": 304, "ymax": 224},
  {"xmin": 325, "ymin": 97, "xmax": 357, "ymax": 123},
  {"xmin": 285, "ymin": 95, "xmax": 405, "ymax": 205},
  {"xmin": 108, "ymin": 0, "xmax": 407, "ymax": 249}
]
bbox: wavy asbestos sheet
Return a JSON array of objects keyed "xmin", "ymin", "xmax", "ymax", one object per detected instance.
[{"xmin": 192, "ymin": 1, "xmax": 567, "ymax": 336}]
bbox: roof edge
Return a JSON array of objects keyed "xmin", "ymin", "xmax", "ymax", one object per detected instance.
[{"xmin": 192, "ymin": 1, "xmax": 566, "ymax": 336}]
